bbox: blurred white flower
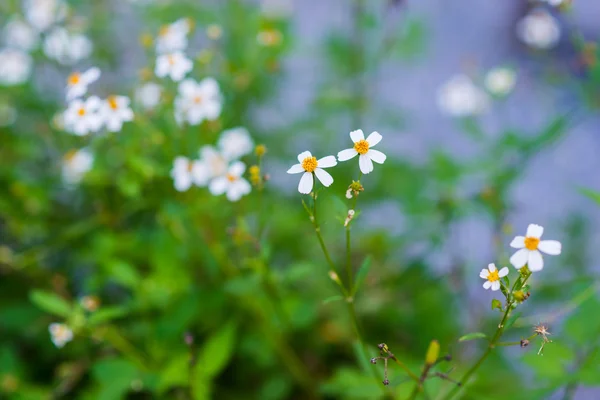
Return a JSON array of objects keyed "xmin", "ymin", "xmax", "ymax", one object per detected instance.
[
  {"xmin": 510, "ymin": 223, "xmax": 562, "ymax": 272},
  {"xmin": 517, "ymin": 9, "xmax": 560, "ymax": 50},
  {"xmin": 484, "ymin": 67, "xmax": 516, "ymax": 97},
  {"xmin": 437, "ymin": 75, "xmax": 489, "ymax": 117},
  {"xmin": 43, "ymin": 27, "xmax": 93, "ymax": 65},
  {"xmin": 174, "ymin": 78, "xmax": 222, "ymax": 126},
  {"xmin": 135, "ymin": 82, "xmax": 162, "ymax": 111},
  {"xmin": 337, "ymin": 129, "xmax": 386, "ymax": 174},
  {"xmin": 194, "ymin": 146, "xmax": 229, "ymax": 186},
  {"xmin": 0, "ymin": 48, "xmax": 33, "ymax": 86},
  {"xmin": 100, "ymin": 95, "xmax": 134, "ymax": 132},
  {"xmin": 218, "ymin": 127, "xmax": 254, "ymax": 160},
  {"xmin": 63, "ymin": 96, "xmax": 103, "ymax": 136},
  {"xmin": 155, "ymin": 52, "xmax": 193, "ymax": 82},
  {"xmin": 48, "ymin": 323, "xmax": 73, "ymax": 348},
  {"xmin": 24, "ymin": 0, "xmax": 67, "ymax": 32},
  {"xmin": 170, "ymin": 156, "xmax": 205, "ymax": 192},
  {"xmin": 62, "ymin": 148, "xmax": 93, "ymax": 184},
  {"xmin": 3, "ymin": 19, "xmax": 39, "ymax": 51},
  {"xmin": 480, "ymin": 263, "xmax": 509, "ymax": 291},
  {"xmin": 260, "ymin": 0, "xmax": 293, "ymax": 18},
  {"xmin": 156, "ymin": 18, "xmax": 191, "ymax": 54},
  {"xmin": 66, "ymin": 67, "xmax": 100, "ymax": 101},
  {"xmin": 541, "ymin": 0, "xmax": 566, "ymax": 7},
  {"xmin": 208, "ymin": 161, "xmax": 251, "ymax": 202},
  {"xmin": 287, "ymin": 151, "xmax": 337, "ymax": 194}
]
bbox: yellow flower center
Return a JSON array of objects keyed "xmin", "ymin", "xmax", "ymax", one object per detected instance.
[
  {"xmin": 107, "ymin": 95, "xmax": 119, "ymax": 110},
  {"xmin": 354, "ymin": 139, "xmax": 369, "ymax": 155},
  {"xmin": 487, "ymin": 269, "xmax": 500, "ymax": 282},
  {"xmin": 77, "ymin": 107, "xmax": 86, "ymax": 116},
  {"xmin": 68, "ymin": 73, "xmax": 80, "ymax": 85},
  {"xmin": 193, "ymin": 96, "xmax": 202, "ymax": 104},
  {"xmin": 301, "ymin": 156, "xmax": 318, "ymax": 172},
  {"xmin": 64, "ymin": 149, "xmax": 78, "ymax": 163},
  {"xmin": 187, "ymin": 162, "xmax": 194, "ymax": 172},
  {"xmin": 168, "ymin": 55, "xmax": 176, "ymax": 65},
  {"xmin": 524, "ymin": 236, "xmax": 540, "ymax": 250},
  {"xmin": 227, "ymin": 174, "xmax": 237, "ymax": 182}
]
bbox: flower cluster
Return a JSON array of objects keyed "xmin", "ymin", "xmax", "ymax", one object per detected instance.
[
  {"xmin": 287, "ymin": 129, "xmax": 387, "ymax": 194},
  {"xmin": 48, "ymin": 322, "xmax": 73, "ymax": 348}
]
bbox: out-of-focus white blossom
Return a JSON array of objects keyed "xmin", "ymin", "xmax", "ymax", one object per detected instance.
[
  {"xmin": 63, "ymin": 96, "xmax": 103, "ymax": 136},
  {"xmin": 135, "ymin": 82, "xmax": 162, "ymax": 111},
  {"xmin": 155, "ymin": 52, "xmax": 193, "ymax": 82},
  {"xmin": 3, "ymin": 19, "xmax": 39, "ymax": 51},
  {"xmin": 48, "ymin": 323, "xmax": 73, "ymax": 348},
  {"xmin": 208, "ymin": 161, "xmax": 252, "ymax": 202},
  {"xmin": 155, "ymin": 18, "xmax": 191, "ymax": 54},
  {"xmin": 193, "ymin": 146, "xmax": 229, "ymax": 187},
  {"xmin": 174, "ymin": 78, "xmax": 222, "ymax": 126},
  {"xmin": 100, "ymin": 95, "xmax": 134, "ymax": 132},
  {"xmin": 484, "ymin": 67, "xmax": 517, "ymax": 97},
  {"xmin": 0, "ymin": 48, "xmax": 33, "ymax": 86},
  {"xmin": 437, "ymin": 74, "xmax": 489, "ymax": 117},
  {"xmin": 24, "ymin": 0, "xmax": 67, "ymax": 32},
  {"xmin": 517, "ymin": 9, "xmax": 560, "ymax": 50},
  {"xmin": 170, "ymin": 156, "xmax": 205, "ymax": 192},
  {"xmin": 43, "ymin": 27, "xmax": 93, "ymax": 65},
  {"xmin": 66, "ymin": 67, "xmax": 100, "ymax": 101},
  {"xmin": 218, "ymin": 127, "xmax": 254, "ymax": 160},
  {"xmin": 62, "ymin": 148, "xmax": 93, "ymax": 184}
]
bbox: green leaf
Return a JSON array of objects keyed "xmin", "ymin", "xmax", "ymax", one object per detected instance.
[
  {"xmin": 352, "ymin": 255, "xmax": 372, "ymax": 295},
  {"xmin": 504, "ymin": 312, "xmax": 522, "ymax": 331},
  {"xmin": 579, "ymin": 188, "xmax": 600, "ymax": 206},
  {"xmin": 92, "ymin": 358, "xmax": 139, "ymax": 400},
  {"xmin": 323, "ymin": 295, "xmax": 344, "ymax": 304},
  {"xmin": 458, "ymin": 332, "xmax": 487, "ymax": 342},
  {"xmin": 87, "ymin": 306, "xmax": 129, "ymax": 326},
  {"xmin": 195, "ymin": 321, "xmax": 237, "ymax": 378},
  {"xmin": 29, "ymin": 290, "xmax": 72, "ymax": 318},
  {"xmin": 157, "ymin": 353, "xmax": 189, "ymax": 394},
  {"xmin": 491, "ymin": 299, "xmax": 503, "ymax": 311},
  {"xmin": 103, "ymin": 259, "xmax": 141, "ymax": 289}
]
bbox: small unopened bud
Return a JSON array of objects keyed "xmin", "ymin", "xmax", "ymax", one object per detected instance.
[
  {"xmin": 382, "ymin": 379, "xmax": 390, "ymax": 386},
  {"xmin": 344, "ymin": 209, "xmax": 355, "ymax": 227},
  {"xmin": 443, "ymin": 354, "xmax": 452, "ymax": 362},
  {"xmin": 514, "ymin": 290, "xmax": 529, "ymax": 302},
  {"xmin": 520, "ymin": 339, "xmax": 529, "ymax": 348},
  {"xmin": 139, "ymin": 33, "xmax": 153, "ymax": 48},
  {"xmin": 370, "ymin": 358, "xmax": 377, "ymax": 364},
  {"xmin": 425, "ymin": 340, "xmax": 440, "ymax": 366},
  {"xmin": 345, "ymin": 188, "xmax": 353, "ymax": 199},
  {"xmin": 255, "ymin": 144, "xmax": 267, "ymax": 157},
  {"xmin": 378, "ymin": 343, "xmax": 389, "ymax": 353},
  {"xmin": 329, "ymin": 271, "xmax": 340, "ymax": 283}
]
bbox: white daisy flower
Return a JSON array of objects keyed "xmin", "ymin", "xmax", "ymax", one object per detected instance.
[
  {"xmin": 509, "ymin": 224, "xmax": 562, "ymax": 272},
  {"xmin": 337, "ymin": 129, "xmax": 386, "ymax": 174},
  {"xmin": 3, "ymin": 19, "xmax": 39, "ymax": 51},
  {"xmin": 287, "ymin": 151, "xmax": 337, "ymax": 194},
  {"xmin": 43, "ymin": 27, "xmax": 93, "ymax": 65},
  {"xmin": 193, "ymin": 146, "xmax": 229, "ymax": 187},
  {"xmin": 135, "ymin": 82, "xmax": 162, "ymax": 111},
  {"xmin": 62, "ymin": 148, "xmax": 93, "ymax": 185},
  {"xmin": 174, "ymin": 78, "xmax": 222, "ymax": 126},
  {"xmin": 218, "ymin": 127, "xmax": 254, "ymax": 160},
  {"xmin": 155, "ymin": 52, "xmax": 193, "ymax": 82},
  {"xmin": 63, "ymin": 96, "xmax": 103, "ymax": 136},
  {"xmin": 484, "ymin": 67, "xmax": 516, "ymax": 97},
  {"xmin": 170, "ymin": 156, "xmax": 205, "ymax": 192},
  {"xmin": 24, "ymin": 0, "xmax": 67, "ymax": 32},
  {"xmin": 66, "ymin": 67, "xmax": 100, "ymax": 101},
  {"xmin": 155, "ymin": 18, "xmax": 191, "ymax": 54},
  {"xmin": 437, "ymin": 75, "xmax": 490, "ymax": 117},
  {"xmin": 48, "ymin": 323, "xmax": 73, "ymax": 348},
  {"xmin": 480, "ymin": 263, "xmax": 509, "ymax": 291},
  {"xmin": 208, "ymin": 161, "xmax": 252, "ymax": 202},
  {"xmin": 517, "ymin": 9, "xmax": 560, "ymax": 50},
  {"xmin": 100, "ymin": 95, "xmax": 134, "ymax": 132},
  {"xmin": 0, "ymin": 48, "xmax": 33, "ymax": 86}
]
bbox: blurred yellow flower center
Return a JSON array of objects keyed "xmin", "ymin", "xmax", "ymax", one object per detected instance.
[
  {"xmin": 64, "ymin": 149, "xmax": 78, "ymax": 162},
  {"xmin": 301, "ymin": 156, "xmax": 317, "ymax": 172},
  {"xmin": 187, "ymin": 162, "xmax": 194, "ymax": 172},
  {"xmin": 68, "ymin": 73, "xmax": 80, "ymax": 85},
  {"xmin": 487, "ymin": 269, "xmax": 500, "ymax": 282},
  {"xmin": 193, "ymin": 96, "xmax": 203, "ymax": 104},
  {"xmin": 108, "ymin": 96, "xmax": 119, "ymax": 110},
  {"xmin": 168, "ymin": 55, "xmax": 175, "ymax": 65},
  {"xmin": 77, "ymin": 107, "xmax": 86, "ymax": 116},
  {"xmin": 227, "ymin": 174, "xmax": 237, "ymax": 182},
  {"xmin": 354, "ymin": 139, "xmax": 369, "ymax": 155},
  {"xmin": 524, "ymin": 236, "xmax": 540, "ymax": 250}
]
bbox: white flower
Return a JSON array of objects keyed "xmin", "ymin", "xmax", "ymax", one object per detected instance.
[
  {"xmin": 48, "ymin": 323, "xmax": 73, "ymax": 348},
  {"xmin": 479, "ymin": 263, "xmax": 509, "ymax": 291},
  {"xmin": 0, "ymin": 48, "xmax": 33, "ymax": 86},
  {"xmin": 24, "ymin": 0, "xmax": 67, "ymax": 32},
  {"xmin": 218, "ymin": 127, "xmax": 254, "ymax": 160},
  {"xmin": 62, "ymin": 148, "xmax": 93, "ymax": 184},
  {"xmin": 437, "ymin": 75, "xmax": 490, "ymax": 117},
  {"xmin": 135, "ymin": 82, "xmax": 162, "ymax": 110},
  {"xmin": 209, "ymin": 161, "xmax": 251, "ymax": 202},
  {"xmin": 337, "ymin": 129, "xmax": 386, "ymax": 174},
  {"xmin": 170, "ymin": 156, "xmax": 205, "ymax": 192},
  {"xmin": 155, "ymin": 52, "xmax": 193, "ymax": 82},
  {"xmin": 484, "ymin": 67, "xmax": 516, "ymax": 97},
  {"xmin": 66, "ymin": 67, "xmax": 100, "ymax": 101},
  {"xmin": 43, "ymin": 27, "xmax": 93, "ymax": 65},
  {"xmin": 100, "ymin": 95, "xmax": 134, "ymax": 132},
  {"xmin": 3, "ymin": 19, "xmax": 39, "ymax": 51},
  {"xmin": 517, "ymin": 9, "xmax": 560, "ymax": 50},
  {"xmin": 541, "ymin": 0, "xmax": 565, "ymax": 7},
  {"xmin": 509, "ymin": 224, "xmax": 562, "ymax": 272},
  {"xmin": 155, "ymin": 18, "xmax": 191, "ymax": 54},
  {"xmin": 193, "ymin": 146, "xmax": 229, "ymax": 186},
  {"xmin": 174, "ymin": 78, "xmax": 222, "ymax": 126},
  {"xmin": 63, "ymin": 96, "xmax": 103, "ymax": 136},
  {"xmin": 287, "ymin": 151, "xmax": 337, "ymax": 194}
]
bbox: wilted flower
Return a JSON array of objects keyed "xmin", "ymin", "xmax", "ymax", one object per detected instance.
[
  {"xmin": 24, "ymin": 0, "xmax": 67, "ymax": 32},
  {"xmin": 174, "ymin": 78, "xmax": 222, "ymax": 126},
  {"xmin": 218, "ymin": 127, "xmax": 254, "ymax": 160},
  {"xmin": 62, "ymin": 148, "xmax": 93, "ymax": 185},
  {"xmin": 287, "ymin": 151, "xmax": 337, "ymax": 194},
  {"xmin": 437, "ymin": 75, "xmax": 489, "ymax": 117},
  {"xmin": 155, "ymin": 52, "xmax": 193, "ymax": 82},
  {"xmin": 135, "ymin": 82, "xmax": 162, "ymax": 111},
  {"xmin": 155, "ymin": 18, "xmax": 191, "ymax": 54},
  {"xmin": 479, "ymin": 263, "xmax": 509, "ymax": 291},
  {"xmin": 509, "ymin": 224, "xmax": 562, "ymax": 271},
  {"xmin": 48, "ymin": 323, "xmax": 73, "ymax": 348},
  {"xmin": 0, "ymin": 48, "xmax": 33, "ymax": 86},
  {"xmin": 484, "ymin": 67, "xmax": 516, "ymax": 97},
  {"xmin": 43, "ymin": 27, "xmax": 93, "ymax": 65},
  {"xmin": 337, "ymin": 130, "xmax": 386, "ymax": 174},
  {"xmin": 63, "ymin": 96, "xmax": 103, "ymax": 136},
  {"xmin": 170, "ymin": 156, "xmax": 205, "ymax": 192},
  {"xmin": 208, "ymin": 161, "xmax": 252, "ymax": 202},
  {"xmin": 3, "ymin": 19, "xmax": 39, "ymax": 51},
  {"xmin": 517, "ymin": 9, "xmax": 560, "ymax": 50},
  {"xmin": 66, "ymin": 67, "xmax": 100, "ymax": 101},
  {"xmin": 100, "ymin": 95, "xmax": 134, "ymax": 132}
]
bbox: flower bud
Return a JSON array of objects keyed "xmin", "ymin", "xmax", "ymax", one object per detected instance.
[
  {"xmin": 520, "ymin": 339, "xmax": 529, "ymax": 348},
  {"xmin": 425, "ymin": 340, "xmax": 440, "ymax": 366},
  {"xmin": 382, "ymin": 379, "xmax": 390, "ymax": 386},
  {"xmin": 370, "ymin": 358, "xmax": 377, "ymax": 364},
  {"xmin": 255, "ymin": 144, "xmax": 267, "ymax": 157}
]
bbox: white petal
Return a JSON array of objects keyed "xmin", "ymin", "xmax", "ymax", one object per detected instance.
[
  {"xmin": 367, "ymin": 149, "xmax": 386, "ymax": 164},
  {"xmin": 510, "ymin": 248, "xmax": 529, "ymax": 269},
  {"xmin": 498, "ymin": 267, "xmax": 509, "ymax": 277},
  {"xmin": 337, "ymin": 148, "xmax": 358, "ymax": 161},
  {"xmin": 298, "ymin": 172, "xmax": 313, "ymax": 194},
  {"xmin": 366, "ymin": 131, "xmax": 382, "ymax": 147},
  {"xmin": 82, "ymin": 67, "xmax": 100, "ymax": 83},
  {"xmin": 510, "ymin": 236, "xmax": 525, "ymax": 249},
  {"xmin": 174, "ymin": 175, "xmax": 192, "ymax": 191},
  {"xmin": 526, "ymin": 224, "xmax": 544, "ymax": 239},
  {"xmin": 491, "ymin": 281, "xmax": 501, "ymax": 291},
  {"xmin": 528, "ymin": 250, "xmax": 544, "ymax": 272},
  {"xmin": 479, "ymin": 269, "xmax": 490, "ymax": 279},
  {"xmin": 488, "ymin": 263, "xmax": 496, "ymax": 272},
  {"xmin": 229, "ymin": 161, "xmax": 246, "ymax": 177},
  {"xmin": 314, "ymin": 168, "xmax": 333, "ymax": 187},
  {"xmin": 359, "ymin": 154, "xmax": 374, "ymax": 174},
  {"xmin": 297, "ymin": 151, "xmax": 312, "ymax": 163},
  {"xmin": 287, "ymin": 164, "xmax": 304, "ymax": 174},
  {"xmin": 349, "ymin": 129, "xmax": 364, "ymax": 143},
  {"xmin": 483, "ymin": 281, "xmax": 492, "ymax": 290},
  {"xmin": 209, "ymin": 177, "xmax": 228, "ymax": 195},
  {"xmin": 317, "ymin": 155, "xmax": 337, "ymax": 168},
  {"xmin": 538, "ymin": 240, "xmax": 561, "ymax": 255}
]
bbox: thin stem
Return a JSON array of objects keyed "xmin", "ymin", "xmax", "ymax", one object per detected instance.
[{"xmin": 345, "ymin": 172, "xmax": 363, "ymax": 292}]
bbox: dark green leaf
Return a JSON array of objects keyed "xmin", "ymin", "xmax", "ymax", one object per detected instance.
[{"xmin": 29, "ymin": 290, "xmax": 72, "ymax": 318}]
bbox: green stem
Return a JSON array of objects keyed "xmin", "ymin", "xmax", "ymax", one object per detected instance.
[{"xmin": 345, "ymin": 171, "xmax": 362, "ymax": 292}]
